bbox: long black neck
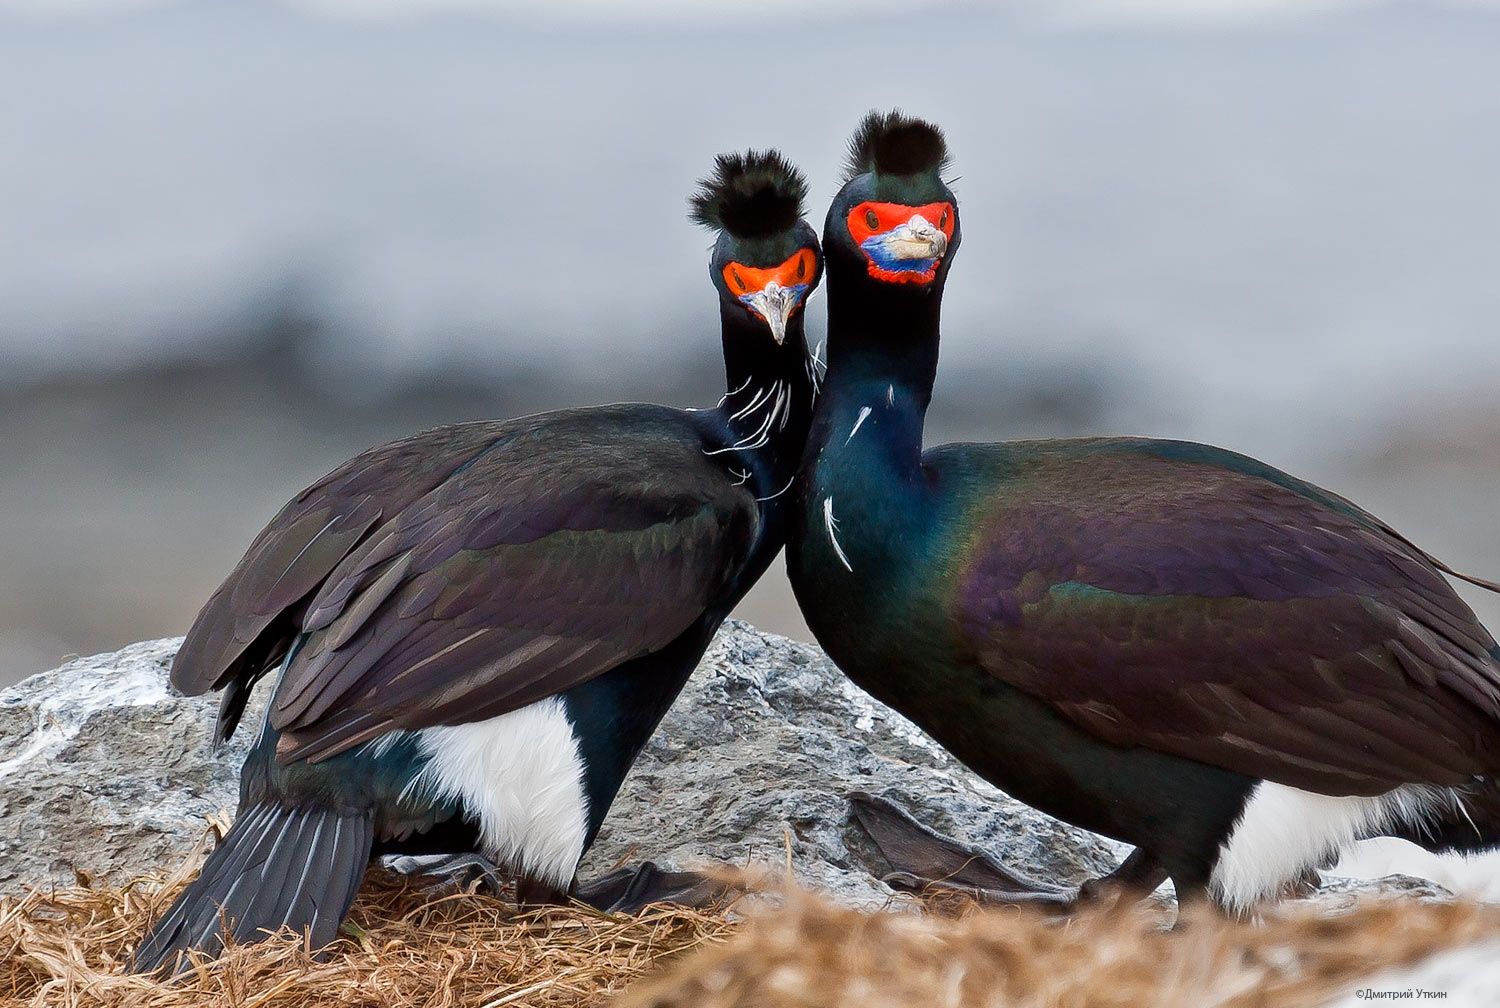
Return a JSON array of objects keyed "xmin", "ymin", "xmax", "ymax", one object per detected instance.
[
  {"xmin": 711, "ymin": 300, "xmax": 817, "ymax": 492},
  {"xmin": 811, "ymin": 256, "xmax": 944, "ymax": 480},
  {"xmin": 789, "ymin": 253, "xmax": 947, "ymax": 644}
]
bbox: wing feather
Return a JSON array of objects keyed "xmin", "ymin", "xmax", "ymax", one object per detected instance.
[
  {"xmin": 171, "ymin": 424, "xmax": 503, "ymax": 742},
  {"xmin": 174, "ymin": 409, "xmax": 757, "ymax": 758},
  {"xmin": 952, "ymin": 439, "xmax": 1500, "ymax": 795},
  {"xmin": 265, "ymin": 409, "xmax": 757, "ymax": 763}
]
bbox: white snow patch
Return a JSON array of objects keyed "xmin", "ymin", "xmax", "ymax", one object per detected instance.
[
  {"xmin": 1330, "ymin": 836, "xmax": 1500, "ymax": 904},
  {"xmin": 1329, "ymin": 939, "xmax": 1500, "ymax": 1006},
  {"xmin": 0, "ymin": 640, "xmax": 177, "ymax": 780}
]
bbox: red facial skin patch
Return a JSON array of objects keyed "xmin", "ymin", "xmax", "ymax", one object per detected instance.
[
  {"xmin": 845, "ymin": 201, "xmax": 956, "ymax": 285},
  {"xmin": 722, "ymin": 248, "xmax": 818, "ymax": 308}
]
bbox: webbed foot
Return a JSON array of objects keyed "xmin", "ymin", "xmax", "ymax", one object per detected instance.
[
  {"xmin": 850, "ymin": 792, "xmax": 1164, "ymax": 912},
  {"xmin": 384, "ymin": 851, "xmax": 507, "ymax": 897},
  {"xmin": 573, "ymin": 862, "xmax": 731, "ymax": 914}
]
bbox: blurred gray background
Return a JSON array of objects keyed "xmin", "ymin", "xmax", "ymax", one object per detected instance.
[{"xmin": 3, "ymin": 0, "xmax": 1499, "ymax": 686}]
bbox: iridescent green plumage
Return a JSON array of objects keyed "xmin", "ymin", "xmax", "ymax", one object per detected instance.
[{"xmin": 789, "ymin": 110, "xmax": 1500, "ymax": 910}]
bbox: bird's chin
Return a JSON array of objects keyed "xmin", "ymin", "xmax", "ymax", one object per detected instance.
[
  {"xmin": 863, "ymin": 257, "xmax": 942, "ymax": 286},
  {"xmin": 858, "ymin": 234, "xmax": 945, "ymax": 286}
]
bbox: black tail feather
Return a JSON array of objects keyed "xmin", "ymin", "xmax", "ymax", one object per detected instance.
[{"xmin": 133, "ymin": 803, "xmax": 374, "ymax": 974}]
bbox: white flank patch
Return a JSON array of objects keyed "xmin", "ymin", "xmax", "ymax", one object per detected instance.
[
  {"xmin": 823, "ymin": 496, "xmax": 853, "ymax": 572},
  {"xmin": 1210, "ymin": 781, "xmax": 1461, "ymax": 914},
  {"xmin": 406, "ymin": 697, "xmax": 589, "ymax": 889}
]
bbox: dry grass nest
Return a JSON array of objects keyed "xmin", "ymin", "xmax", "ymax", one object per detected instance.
[
  {"xmin": 621, "ymin": 890, "xmax": 1500, "ymax": 1008},
  {"xmin": 0, "ymin": 828, "xmax": 734, "ymax": 1008},
  {"xmin": 5, "ymin": 830, "xmax": 1500, "ymax": 1008}
]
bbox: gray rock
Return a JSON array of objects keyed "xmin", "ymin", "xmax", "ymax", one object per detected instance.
[
  {"xmin": 0, "ymin": 638, "xmax": 258, "ymax": 891},
  {"xmin": 4, "ymin": 622, "xmax": 1485, "ymax": 914},
  {"xmin": 581, "ymin": 621, "xmax": 1126, "ymax": 904},
  {"xmin": 1309, "ymin": 873, "xmax": 1456, "ymax": 909},
  {"xmin": 0, "ymin": 621, "xmax": 1123, "ymax": 901}
]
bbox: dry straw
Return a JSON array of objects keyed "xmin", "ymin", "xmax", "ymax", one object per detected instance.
[
  {"xmin": 5, "ymin": 832, "xmax": 1500, "ymax": 1008},
  {"xmin": 622, "ymin": 889, "xmax": 1500, "ymax": 1008},
  {"xmin": 0, "ymin": 832, "xmax": 732, "ymax": 1008}
]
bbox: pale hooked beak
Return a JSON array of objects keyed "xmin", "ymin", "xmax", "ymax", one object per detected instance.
[
  {"xmin": 743, "ymin": 280, "xmax": 806, "ymax": 345},
  {"xmin": 879, "ymin": 213, "xmax": 949, "ymax": 261}
]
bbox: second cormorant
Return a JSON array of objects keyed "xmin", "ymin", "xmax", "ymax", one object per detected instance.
[
  {"xmin": 135, "ymin": 149, "xmax": 823, "ymax": 971},
  {"xmin": 789, "ymin": 110, "xmax": 1500, "ymax": 914}
]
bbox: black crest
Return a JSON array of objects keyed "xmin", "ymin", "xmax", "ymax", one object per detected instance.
[
  {"xmin": 842, "ymin": 110, "xmax": 951, "ymax": 182},
  {"xmin": 689, "ymin": 150, "xmax": 808, "ymax": 239}
]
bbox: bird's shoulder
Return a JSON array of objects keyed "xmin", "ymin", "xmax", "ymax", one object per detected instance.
[{"xmin": 925, "ymin": 436, "xmax": 1410, "ymax": 586}]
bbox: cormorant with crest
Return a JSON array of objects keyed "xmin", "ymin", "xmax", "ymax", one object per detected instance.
[
  {"xmin": 134, "ymin": 149, "xmax": 823, "ymax": 972},
  {"xmin": 788, "ymin": 110, "xmax": 1500, "ymax": 914}
]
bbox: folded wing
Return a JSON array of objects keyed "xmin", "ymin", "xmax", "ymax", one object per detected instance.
[
  {"xmin": 953, "ymin": 439, "xmax": 1500, "ymax": 795},
  {"xmin": 174, "ymin": 409, "xmax": 757, "ymax": 761},
  {"xmin": 172, "ymin": 423, "xmax": 504, "ymax": 742}
]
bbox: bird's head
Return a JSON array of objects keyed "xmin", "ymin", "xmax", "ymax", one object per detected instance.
[
  {"xmin": 691, "ymin": 150, "xmax": 823, "ymax": 346},
  {"xmin": 826, "ymin": 110, "xmax": 958, "ymax": 291}
]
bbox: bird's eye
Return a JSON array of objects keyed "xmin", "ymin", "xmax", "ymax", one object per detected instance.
[
  {"xmin": 864, "ymin": 209, "xmax": 879, "ymax": 230},
  {"xmin": 940, "ymin": 208, "xmax": 949, "ymax": 228},
  {"xmin": 795, "ymin": 255, "xmax": 807, "ymax": 280}
]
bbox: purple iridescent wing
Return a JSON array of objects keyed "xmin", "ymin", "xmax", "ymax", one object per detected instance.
[
  {"xmin": 173, "ymin": 407, "xmax": 757, "ymax": 763},
  {"xmin": 948, "ymin": 438, "xmax": 1500, "ymax": 795},
  {"xmin": 266, "ymin": 408, "xmax": 757, "ymax": 763},
  {"xmin": 171, "ymin": 422, "xmax": 504, "ymax": 741}
]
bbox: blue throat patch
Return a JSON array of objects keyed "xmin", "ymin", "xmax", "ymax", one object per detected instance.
[
  {"xmin": 737, "ymin": 282, "xmax": 809, "ymax": 310},
  {"xmin": 860, "ymin": 235, "xmax": 937, "ymax": 274}
]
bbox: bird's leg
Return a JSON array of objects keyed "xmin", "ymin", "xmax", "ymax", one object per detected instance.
[
  {"xmin": 1077, "ymin": 846, "xmax": 1169, "ymax": 905},
  {"xmin": 1164, "ymin": 872, "xmax": 1219, "ymax": 931},
  {"xmin": 850, "ymin": 792, "xmax": 1162, "ymax": 912},
  {"xmin": 516, "ymin": 873, "xmax": 572, "ymax": 907},
  {"xmin": 384, "ymin": 851, "xmax": 508, "ymax": 897},
  {"xmin": 572, "ymin": 862, "xmax": 733, "ymax": 914}
]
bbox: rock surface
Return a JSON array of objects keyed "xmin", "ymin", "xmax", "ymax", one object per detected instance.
[
  {"xmin": 0, "ymin": 638, "xmax": 249, "ymax": 892},
  {"xmin": 579, "ymin": 623, "xmax": 1125, "ymax": 903},
  {"xmin": 0, "ymin": 621, "xmax": 1479, "ymax": 910},
  {"xmin": 0, "ymin": 621, "xmax": 1123, "ymax": 900}
]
